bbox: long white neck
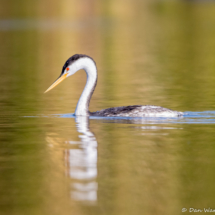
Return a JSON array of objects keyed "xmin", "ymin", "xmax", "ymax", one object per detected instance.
[{"xmin": 74, "ymin": 58, "xmax": 97, "ymax": 116}]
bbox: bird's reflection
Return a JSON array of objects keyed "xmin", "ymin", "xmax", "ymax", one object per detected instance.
[{"xmin": 46, "ymin": 116, "xmax": 98, "ymax": 204}]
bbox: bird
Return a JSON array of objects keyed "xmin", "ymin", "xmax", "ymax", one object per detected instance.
[{"xmin": 45, "ymin": 54, "xmax": 183, "ymax": 117}]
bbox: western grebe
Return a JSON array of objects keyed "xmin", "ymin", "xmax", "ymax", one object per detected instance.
[{"xmin": 45, "ymin": 54, "xmax": 183, "ymax": 117}]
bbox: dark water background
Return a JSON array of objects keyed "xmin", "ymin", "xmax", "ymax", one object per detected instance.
[{"xmin": 1, "ymin": 1, "xmax": 215, "ymax": 215}]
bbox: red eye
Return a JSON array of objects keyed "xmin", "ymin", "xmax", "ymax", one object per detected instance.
[{"xmin": 66, "ymin": 67, "xmax": 69, "ymax": 71}]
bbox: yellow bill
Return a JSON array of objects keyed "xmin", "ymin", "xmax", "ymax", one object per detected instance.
[{"xmin": 44, "ymin": 73, "xmax": 68, "ymax": 93}]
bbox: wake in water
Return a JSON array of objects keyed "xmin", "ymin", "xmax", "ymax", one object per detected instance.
[{"xmin": 49, "ymin": 111, "xmax": 215, "ymax": 124}]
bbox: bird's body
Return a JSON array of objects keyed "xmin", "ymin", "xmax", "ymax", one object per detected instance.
[
  {"xmin": 45, "ymin": 54, "xmax": 183, "ymax": 118},
  {"xmin": 91, "ymin": 105, "xmax": 182, "ymax": 117}
]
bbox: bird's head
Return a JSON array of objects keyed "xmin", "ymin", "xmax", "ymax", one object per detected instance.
[{"xmin": 44, "ymin": 54, "xmax": 95, "ymax": 93}]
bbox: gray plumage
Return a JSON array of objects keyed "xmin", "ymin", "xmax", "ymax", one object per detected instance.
[{"xmin": 90, "ymin": 105, "xmax": 183, "ymax": 117}]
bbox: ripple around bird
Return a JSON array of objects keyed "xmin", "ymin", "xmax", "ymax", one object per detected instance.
[{"xmin": 41, "ymin": 111, "xmax": 215, "ymax": 124}]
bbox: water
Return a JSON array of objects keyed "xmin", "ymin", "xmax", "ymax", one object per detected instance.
[{"xmin": 1, "ymin": 1, "xmax": 215, "ymax": 215}]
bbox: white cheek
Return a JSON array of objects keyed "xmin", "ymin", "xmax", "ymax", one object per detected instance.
[
  {"xmin": 73, "ymin": 62, "xmax": 82, "ymax": 71},
  {"xmin": 69, "ymin": 63, "xmax": 80, "ymax": 76},
  {"xmin": 67, "ymin": 68, "xmax": 75, "ymax": 77}
]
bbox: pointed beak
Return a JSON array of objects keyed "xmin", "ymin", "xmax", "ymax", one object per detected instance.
[{"xmin": 44, "ymin": 73, "xmax": 68, "ymax": 93}]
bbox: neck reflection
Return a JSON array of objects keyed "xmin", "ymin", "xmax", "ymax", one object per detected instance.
[{"xmin": 68, "ymin": 116, "xmax": 98, "ymax": 202}]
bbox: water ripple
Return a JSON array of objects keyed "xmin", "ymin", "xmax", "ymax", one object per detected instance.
[{"xmin": 51, "ymin": 111, "xmax": 215, "ymax": 124}]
